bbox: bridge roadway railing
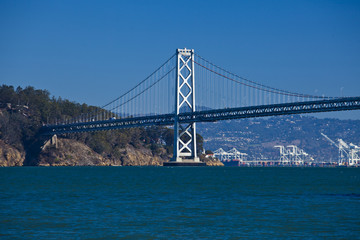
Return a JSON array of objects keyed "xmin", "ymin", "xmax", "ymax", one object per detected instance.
[{"xmin": 41, "ymin": 97, "xmax": 360, "ymax": 135}]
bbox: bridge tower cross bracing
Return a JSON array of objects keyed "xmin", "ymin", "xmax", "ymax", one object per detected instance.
[{"xmin": 172, "ymin": 48, "xmax": 200, "ymax": 163}]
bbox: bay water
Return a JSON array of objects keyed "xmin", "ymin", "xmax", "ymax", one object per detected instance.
[{"xmin": 1, "ymin": 167, "xmax": 359, "ymax": 239}]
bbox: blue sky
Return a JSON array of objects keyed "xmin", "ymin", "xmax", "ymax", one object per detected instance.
[{"xmin": 1, "ymin": 0, "xmax": 359, "ymax": 119}]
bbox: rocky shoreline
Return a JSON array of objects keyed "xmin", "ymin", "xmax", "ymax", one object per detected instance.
[
  {"xmin": 0, "ymin": 140, "xmax": 25, "ymax": 167},
  {"xmin": 0, "ymin": 137, "xmax": 223, "ymax": 167}
]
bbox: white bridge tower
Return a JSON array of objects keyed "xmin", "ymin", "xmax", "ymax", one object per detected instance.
[{"xmin": 168, "ymin": 48, "xmax": 201, "ymax": 165}]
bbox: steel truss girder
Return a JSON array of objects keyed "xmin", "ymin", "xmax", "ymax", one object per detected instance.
[
  {"xmin": 178, "ymin": 97, "xmax": 360, "ymax": 123},
  {"xmin": 41, "ymin": 97, "xmax": 360, "ymax": 136},
  {"xmin": 40, "ymin": 114, "xmax": 175, "ymax": 135}
]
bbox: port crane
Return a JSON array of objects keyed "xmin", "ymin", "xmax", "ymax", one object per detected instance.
[
  {"xmin": 213, "ymin": 148, "xmax": 248, "ymax": 162},
  {"xmin": 321, "ymin": 133, "xmax": 360, "ymax": 166},
  {"xmin": 274, "ymin": 145, "xmax": 313, "ymax": 165}
]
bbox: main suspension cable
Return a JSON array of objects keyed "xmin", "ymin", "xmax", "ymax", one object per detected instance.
[
  {"xmin": 195, "ymin": 53, "xmax": 333, "ymax": 99},
  {"xmin": 101, "ymin": 53, "xmax": 176, "ymax": 109},
  {"xmin": 107, "ymin": 67, "xmax": 176, "ymax": 112}
]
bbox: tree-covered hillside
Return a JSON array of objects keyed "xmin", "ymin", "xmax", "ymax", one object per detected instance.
[{"xmin": 0, "ymin": 85, "xmax": 205, "ymax": 166}]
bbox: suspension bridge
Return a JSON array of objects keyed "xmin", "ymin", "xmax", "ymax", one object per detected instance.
[{"xmin": 41, "ymin": 48, "xmax": 360, "ymax": 166}]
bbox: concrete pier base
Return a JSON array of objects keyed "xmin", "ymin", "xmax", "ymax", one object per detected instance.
[{"xmin": 163, "ymin": 158, "xmax": 206, "ymax": 166}]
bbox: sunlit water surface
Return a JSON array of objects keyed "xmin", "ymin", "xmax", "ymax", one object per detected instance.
[{"xmin": 1, "ymin": 167, "xmax": 359, "ymax": 239}]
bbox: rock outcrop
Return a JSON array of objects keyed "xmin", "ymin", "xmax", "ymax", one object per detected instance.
[
  {"xmin": 38, "ymin": 138, "xmax": 110, "ymax": 166},
  {"xmin": 201, "ymin": 156, "xmax": 224, "ymax": 166},
  {"xmin": 0, "ymin": 140, "xmax": 25, "ymax": 166},
  {"xmin": 119, "ymin": 145, "xmax": 164, "ymax": 166},
  {"xmin": 38, "ymin": 138, "xmax": 166, "ymax": 166},
  {"xmin": 204, "ymin": 160, "xmax": 224, "ymax": 166}
]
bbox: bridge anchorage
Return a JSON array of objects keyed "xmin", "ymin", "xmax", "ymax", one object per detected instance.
[{"xmin": 164, "ymin": 48, "xmax": 204, "ymax": 166}]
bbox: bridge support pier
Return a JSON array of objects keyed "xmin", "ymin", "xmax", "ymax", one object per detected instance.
[
  {"xmin": 163, "ymin": 161, "xmax": 205, "ymax": 166},
  {"xmin": 163, "ymin": 48, "xmax": 205, "ymax": 166}
]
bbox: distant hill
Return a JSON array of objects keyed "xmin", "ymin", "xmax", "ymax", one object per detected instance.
[{"xmin": 197, "ymin": 115, "xmax": 360, "ymax": 162}]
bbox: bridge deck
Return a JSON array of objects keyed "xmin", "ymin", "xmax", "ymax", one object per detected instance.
[{"xmin": 41, "ymin": 97, "xmax": 360, "ymax": 135}]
